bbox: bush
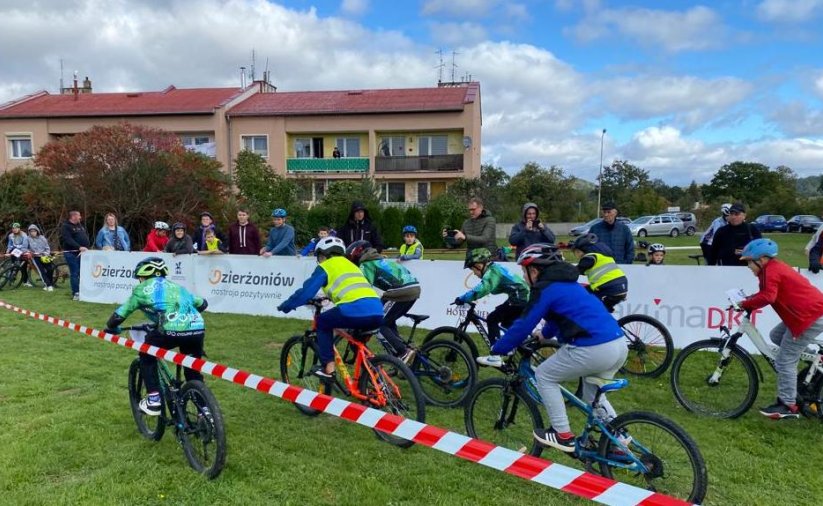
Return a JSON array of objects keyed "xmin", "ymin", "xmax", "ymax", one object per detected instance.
[
  {"xmin": 379, "ymin": 207, "xmax": 403, "ymax": 249},
  {"xmin": 402, "ymin": 206, "xmax": 424, "ymax": 233}
]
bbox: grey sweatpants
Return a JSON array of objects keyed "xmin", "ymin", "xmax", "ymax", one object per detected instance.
[
  {"xmin": 769, "ymin": 317, "xmax": 823, "ymax": 405},
  {"xmin": 535, "ymin": 338, "xmax": 628, "ymax": 433}
]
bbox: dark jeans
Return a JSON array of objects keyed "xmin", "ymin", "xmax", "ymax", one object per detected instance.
[
  {"xmin": 31, "ymin": 257, "xmax": 54, "ymax": 287},
  {"xmin": 139, "ymin": 331, "xmax": 205, "ymax": 394},
  {"xmin": 316, "ymin": 307, "xmax": 383, "ymax": 365},
  {"xmin": 487, "ymin": 301, "xmax": 525, "ymax": 344},
  {"xmin": 64, "ymin": 251, "xmax": 81, "ymax": 295},
  {"xmin": 379, "ymin": 299, "xmax": 416, "ymax": 356}
]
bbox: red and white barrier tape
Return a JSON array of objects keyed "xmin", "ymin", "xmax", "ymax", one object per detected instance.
[{"xmin": 0, "ymin": 300, "xmax": 692, "ymax": 506}]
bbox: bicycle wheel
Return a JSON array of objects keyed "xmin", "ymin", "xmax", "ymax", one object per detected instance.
[
  {"xmin": 0, "ymin": 265, "xmax": 23, "ymax": 290},
  {"xmin": 358, "ymin": 354, "xmax": 426, "ymax": 448},
  {"xmin": 127, "ymin": 360, "xmax": 166, "ymax": 441},
  {"xmin": 529, "ymin": 341, "xmax": 582, "ymax": 398},
  {"xmin": 52, "ymin": 260, "xmax": 69, "ymax": 287},
  {"xmin": 797, "ymin": 367, "xmax": 823, "ymax": 420},
  {"xmin": 178, "ymin": 380, "xmax": 227, "ymax": 479},
  {"xmin": 280, "ymin": 335, "xmax": 327, "ymax": 417},
  {"xmin": 422, "ymin": 326, "xmax": 480, "ymax": 359},
  {"xmin": 412, "ymin": 338, "xmax": 477, "ymax": 408},
  {"xmin": 670, "ymin": 339, "xmax": 759, "ymax": 418},
  {"xmin": 598, "ymin": 411, "xmax": 708, "ymax": 504},
  {"xmin": 464, "ymin": 377, "xmax": 544, "ymax": 457},
  {"xmin": 618, "ymin": 314, "xmax": 673, "ymax": 378}
]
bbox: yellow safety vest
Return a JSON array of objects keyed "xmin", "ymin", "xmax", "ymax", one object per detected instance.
[
  {"xmin": 319, "ymin": 256, "xmax": 379, "ymax": 305},
  {"xmin": 583, "ymin": 253, "xmax": 625, "ymax": 290},
  {"xmin": 399, "ymin": 241, "xmax": 424, "ymax": 258}
]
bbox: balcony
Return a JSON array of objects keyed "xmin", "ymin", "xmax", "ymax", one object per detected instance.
[
  {"xmin": 287, "ymin": 157, "xmax": 369, "ymax": 173},
  {"xmin": 375, "ymin": 154, "xmax": 463, "ymax": 173}
]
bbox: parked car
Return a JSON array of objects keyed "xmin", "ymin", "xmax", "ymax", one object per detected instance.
[
  {"xmin": 628, "ymin": 215, "xmax": 686, "ymax": 237},
  {"xmin": 662, "ymin": 212, "xmax": 697, "ymax": 236},
  {"xmin": 753, "ymin": 214, "xmax": 788, "ymax": 233},
  {"xmin": 787, "ymin": 215, "xmax": 823, "ymax": 233},
  {"xmin": 569, "ymin": 217, "xmax": 632, "ymax": 237}
]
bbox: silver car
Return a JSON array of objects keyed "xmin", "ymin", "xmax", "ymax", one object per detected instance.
[{"xmin": 628, "ymin": 215, "xmax": 686, "ymax": 237}]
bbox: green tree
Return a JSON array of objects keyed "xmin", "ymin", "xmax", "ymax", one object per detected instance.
[
  {"xmin": 507, "ymin": 162, "xmax": 584, "ymax": 221},
  {"xmin": 703, "ymin": 161, "xmax": 797, "ymax": 210},
  {"xmin": 402, "ymin": 206, "xmax": 424, "ymax": 232},
  {"xmin": 0, "ymin": 166, "xmax": 60, "ymax": 241},
  {"xmin": 599, "ymin": 160, "xmax": 652, "ymax": 211},
  {"xmin": 379, "ymin": 206, "xmax": 403, "ymax": 248}
]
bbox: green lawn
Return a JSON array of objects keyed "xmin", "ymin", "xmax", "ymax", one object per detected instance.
[{"xmin": 1, "ymin": 287, "xmax": 822, "ymax": 505}]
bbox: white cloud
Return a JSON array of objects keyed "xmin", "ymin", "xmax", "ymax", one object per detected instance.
[
  {"xmin": 766, "ymin": 101, "xmax": 823, "ymax": 137},
  {"xmin": 814, "ymin": 72, "xmax": 823, "ymax": 99},
  {"xmin": 756, "ymin": 0, "xmax": 823, "ymax": 23},
  {"xmin": 421, "ymin": 0, "xmax": 498, "ymax": 18},
  {"xmin": 429, "ymin": 22, "xmax": 488, "ymax": 48},
  {"xmin": 340, "ymin": 0, "xmax": 368, "ymax": 16}
]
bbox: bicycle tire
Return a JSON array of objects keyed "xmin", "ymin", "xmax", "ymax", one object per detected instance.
[
  {"xmin": 52, "ymin": 260, "xmax": 69, "ymax": 287},
  {"xmin": 464, "ymin": 377, "xmax": 544, "ymax": 457},
  {"xmin": 597, "ymin": 411, "xmax": 708, "ymax": 504},
  {"xmin": 179, "ymin": 380, "xmax": 227, "ymax": 479},
  {"xmin": 358, "ymin": 354, "xmax": 426, "ymax": 448},
  {"xmin": 797, "ymin": 367, "xmax": 823, "ymax": 420},
  {"xmin": 127, "ymin": 360, "xmax": 166, "ymax": 441},
  {"xmin": 421, "ymin": 326, "xmax": 480, "ymax": 360},
  {"xmin": 412, "ymin": 338, "xmax": 477, "ymax": 408},
  {"xmin": 670, "ymin": 338, "xmax": 759, "ymax": 418},
  {"xmin": 618, "ymin": 314, "xmax": 674, "ymax": 378},
  {"xmin": 280, "ymin": 335, "xmax": 327, "ymax": 417},
  {"xmin": 0, "ymin": 265, "xmax": 23, "ymax": 290}
]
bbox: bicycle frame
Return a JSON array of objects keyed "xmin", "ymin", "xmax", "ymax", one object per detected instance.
[{"xmin": 453, "ymin": 302, "xmax": 495, "ymax": 351}]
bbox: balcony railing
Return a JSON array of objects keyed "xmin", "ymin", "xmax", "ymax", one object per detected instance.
[
  {"xmin": 375, "ymin": 154, "xmax": 463, "ymax": 173},
  {"xmin": 287, "ymin": 157, "xmax": 369, "ymax": 173}
]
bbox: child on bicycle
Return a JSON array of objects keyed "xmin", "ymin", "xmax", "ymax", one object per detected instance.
[
  {"xmin": 105, "ymin": 257, "xmax": 208, "ymax": 416},
  {"xmin": 479, "ymin": 243, "xmax": 628, "ymax": 452},
  {"xmin": 278, "ymin": 237, "xmax": 384, "ymax": 379},
  {"xmin": 646, "ymin": 243, "xmax": 666, "ymax": 265},
  {"xmin": 398, "ymin": 225, "xmax": 423, "ymax": 260},
  {"xmin": 454, "ymin": 248, "xmax": 530, "ymax": 345},
  {"xmin": 5, "ymin": 222, "xmax": 32, "ymax": 287},
  {"xmin": 571, "ymin": 233, "xmax": 628, "ymax": 313},
  {"xmin": 346, "ymin": 240, "xmax": 421, "ymax": 364},
  {"xmin": 738, "ymin": 238, "xmax": 823, "ymax": 419}
]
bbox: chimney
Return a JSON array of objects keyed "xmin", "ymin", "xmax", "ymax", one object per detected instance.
[
  {"xmin": 73, "ymin": 72, "xmax": 79, "ymax": 100},
  {"xmin": 82, "ymin": 76, "xmax": 92, "ymax": 93}
]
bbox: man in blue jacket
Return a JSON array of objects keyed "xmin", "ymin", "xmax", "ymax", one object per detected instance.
[
  {"xmin": 260, "ymin": 208, "xmax": 296, "ymax": 256},
  {"xmin": 589, "ymin": 201, "xmax": 634, "ymax": 264}
]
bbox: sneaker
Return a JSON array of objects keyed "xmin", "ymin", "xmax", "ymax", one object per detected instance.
[
  {"xmin": 138, "ymin": 393, "xmax": 162, "ymax": 416},
  {"xmin": 46, "ymin": 286, "xmax": 54, "ymax": 292},
  {"xmin": 759, "ymin": 399, "xmax": 800, "ymax": 419},
  {"xmin": 533, "ymin": 427, "xmax": 576, "ymax": 453},
  {"xmin": 72, "ymin": 293, "xmax": 80, "ymax": 301},
  {"xmin": 311, "ymin": 366, "xmax": 335, "ymax": 383},
  {"xmin": 400, "ymin": 348, "xmax": 416, "ymax": 366},
  {"xmin": 476, "ymin": 355, "xmax": 505, "ymax": 368},
  {"xmin": 23, "ymin": 282, "xmax": 34, "ymax": 288}
]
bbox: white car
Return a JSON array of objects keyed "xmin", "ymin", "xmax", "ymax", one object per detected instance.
[{"xmin": 628, "ymin": 215, "xmax": 686, "ymax": 237}]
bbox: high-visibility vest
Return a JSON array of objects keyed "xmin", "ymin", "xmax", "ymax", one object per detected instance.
[
  {"xmin": 399, "ymin": 240, "xmax": 423, "ymax": 258},
  {"xmin": 319, "ymin": 256, "xmax": 379, "ymax": 305},
  {"xmin": 583, "ymin": 253, "xmax": 624, "ymax": 290}
]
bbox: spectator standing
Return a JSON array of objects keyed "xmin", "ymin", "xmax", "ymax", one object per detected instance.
[
  {"xmin": 165, "ymin": 222, "xmax": 194, "ymax": 255},
  {"xmin": 699, "ymin": 203, "xmax": 730, "ymax": 265},
  {"xmin": 588, "ymin": 202, "xmax": 634, "ymax": 264},
  {"xmin": 143, "ymin": 221, "xmax": 170, "ymax": 252},
  {"xmin": 5, "ymin": 222, "xmax": 32, "ymax": 287},
  {"xmin": 199, "ymin": 229, "xmax": 225, "ymax": 255},
  {"xmin": 261, "ymin": 208, "xmax": 296, "ymax": 256},
  {"xmin": 26, "ymin": 224, "xmax": 55, "ymax": 291},
  {"xmin": 337, "ymin": 201, "xmax": 384, "ymax": 252},
  {"xmin": 710, "ymin": 203, "xmax": 761, "ymax": 266},
  {"xmin": 95, "ymin": 212, "xmax": 131, "ymax": 251},
  {"xmin": 509, "ymin": 202, "xmax": 556, "ymax": 258},
  {"xmin": 448, "ymin": 197, "xmax": 498, "ymax": 256},
  {"xmin": 60, "ymin": 210, "xmax": 91, "ymax": 300},
  {"xmin": 193, "ymin": 212, "xmax": 227, "ymax": 253},
  {"xmin": 228, "ymin": 208, "xmax": 261, "ymax": 255},
  {"xmin": 398, "ymin": 225, "xmax": 424, "ymax": 261}
]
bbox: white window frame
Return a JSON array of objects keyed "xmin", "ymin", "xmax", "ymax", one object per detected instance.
[
  {"xmin": 335, "ymin": 137, "xmax": 360, "ymax": 157},
  {"xmin": 7, "ymin": 134, "xmax": 33, "ymax": 159},
  {"xmin": 417, "ymin": 181, "xmax": 430, "ymax": 204},
  {"xmin": 418, "ymin": 135, "xmax": 448, "ymax": 156},
  {"xmin": 379, "ymin": 181, "xmax": 406, "ymax": 203},
  {"xmin": 180, "ymin": 134, "xmax": 212, "ymax": 148},
  {"xmin": 295, "ymin": 138, "xmax": 313, "ymax": 158},
  {"xmin": 378, "ymin": 136, "xmax": 405, "ymax": 157},
  {"xmin": 241, "ymin": 135, "xmax": 268, "ymax": 158}
]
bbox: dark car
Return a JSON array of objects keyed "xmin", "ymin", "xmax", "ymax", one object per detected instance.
[
  {"xmin": 569, "ymin": 217, "xmax": 632, "ymax": 237},
  {"xmin": 753, "ymin": 214, "xmax": 788, "ymax": 233},
  {"xmin": 787, "ymin": 215, "xmax": 823, "ymax": 233},
  {"xmin": 662, "ymin": 212, "xmax": 697, "ymax": 236}
]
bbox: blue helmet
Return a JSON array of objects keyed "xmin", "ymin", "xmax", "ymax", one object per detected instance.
[
  {"xmin": 271, "ymin": 208, "xmax": 287, "ymax": 218},
  {"xmin": 402, "ymin": 225, "xmax": 417, "ymax": 235},
  {"xmin": 740, "ymin": 238, "xmax": 778, "ymax": 260}
]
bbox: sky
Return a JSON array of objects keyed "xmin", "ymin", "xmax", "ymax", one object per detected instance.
[{"xmin": 2, "ymin": 0, "xmax": 823, "ymax": 186}]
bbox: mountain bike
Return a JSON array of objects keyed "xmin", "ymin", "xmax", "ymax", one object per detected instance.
[
  {"xmin": 464, "ymin": 338, "xmax": 708, "ymax": 503},
  {"xmin": 125, "ymin": 324, "xmax": 227, "ymax": 479},
  {"xmin": 0, "ymin": 256, "xmax": 25, "ymax": 290},
  {"xmin": 279, "ymin": 298, "xmax": 426, "ymax": 448},
  {"xmin": 670, "ymin": 295, "xmax": 823, "ymax": 419}
]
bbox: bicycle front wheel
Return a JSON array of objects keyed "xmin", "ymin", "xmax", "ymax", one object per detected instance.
[
  {"xmin": 0, "ymin": 265, "xmax": 23, "ymax": 290},
  {"xmin": 619, "ymin": 314, "xmax": 673, "ymax": 378},
  {"xmin": 127, "ymin": 360, "xmax": 165, "ymax": 441},
  {"xmin": 598, "ymin": 411, "xmax": 708, "ymax": 504},
  {"xmin": 179, "ymin": 381, "xmax": 227, "ymax": 479},
  {"xmin": 280, "ymin": 335, "xmax": 327, "ymax": 417},
  {"xmin": 464, "ymin": 378, "xmax": 544, "ymax": 457},
  {"xmin": 52, "ymin": 259, "xmax": 69, "ymax": 287},
  {"xmin": 358, "ymin": 354, "xmax": 426, "ymax": 448},
  {"xmin": 412, "ymin": 339, "xmax": 477, "ymax": 408},
  {"xmin": 670, "ymin": 339, "xmax": 758, "ymax": 418}
]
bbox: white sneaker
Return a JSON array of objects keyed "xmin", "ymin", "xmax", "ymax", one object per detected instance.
[
  {"xmin": 139, "ymin": 394, "xmax": 162, "ymax": 416},
  {"xmin": 477, "ymin": 355, "xmax": 505, "ymax": 368},
  {"xmin": 46, "ymin": 286, "xmax": 54, "ymax": 292},
  {"xmin": 23, "ymin": 282, "xmax": 33, "ymax": 288},
  {"xmin": 72, "ymin": 293, "xmax": 80, "ymax": 301}
]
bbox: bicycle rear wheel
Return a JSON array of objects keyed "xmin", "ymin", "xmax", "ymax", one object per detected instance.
[
  {"xmin": 280, "ymin": 335, "xmax": 327, "ymax": 417},
  {"xmin": 358, "ymin": 354, "xmax": 426, "ymax": 448},
  {"xmin": 411, "ymin": 339, "xmax": 477, "ymax": 408},
  {"xmin": 127, "ymin": 360, "xmax": 166, "ymax": 441},
  {"xmin": 464, "ymin": 378, "xmax": 544, "ymax": 457},
  {"xmin": 52, "ymin": 259, "xmax": 69, "ymax": 287},
  {"xmin": 0, "ymin": 265, "xmax": 23, "ymax": 290},
  {"xmin": 598, "ymin": 411, "xmax": 707, "ymax": 504},
  {"xmin": 179, "ymin": 380, "xmax": 227, "ymax": 479},
  {"xmin": 618, "ymin": 314, "xmax": 673, "ymax": 378},
  {"xmin": 670, "ymin": 339, "xmax": 758, "ymax": 418}
]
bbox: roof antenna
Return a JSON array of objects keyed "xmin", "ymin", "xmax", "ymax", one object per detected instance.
[
  {"xmin": 450, "ymin": 51, "xmax": 459, "ymax": 83},
  {"xmin": 251, "ymin": 49, "xmax": 256, "ymax": 82},
  {"xmin": 435, "ymin": 48, "xmax": 445, "ymax": 84},
  {"xmin": 59, "ymin": 58, "xmax": 64, "ymax": 93}
]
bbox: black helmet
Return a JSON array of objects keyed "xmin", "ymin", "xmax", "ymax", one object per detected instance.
[
  {"xmin": 134, "ymin": 257, "xmax": 169, "ymax": 278},
  {"xmin": 572, "ymin": 233, "xmax": 598, "ymax": 251},
  {"xmin": 345, "ymin": 240, "xmax": 372, "ymax": 265}
]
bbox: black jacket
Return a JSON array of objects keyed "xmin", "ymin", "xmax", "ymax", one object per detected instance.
[
  {"xmin": 710, "ymin": 222, "xmax": 761, "ymax": 266},
  {"xmin": 508, "ymin": 202, "xmax": 556, "ymax": 258},
  {"xmin": 60, "ymin": 220, "xmax": 91, "ymax": 250},
  {"xmin": 337, "ymin": 202, "xmax": 384, "ymax": 252}
]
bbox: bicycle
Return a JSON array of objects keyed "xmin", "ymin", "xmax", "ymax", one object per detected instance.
[
  {"xmin": 0, "ymin": 255, "xmax": 26, "ymax": 290},
  {"xmin": 279, "ymin": 298, "xmax": 426, "ymax": 448},
  {"xmin": 670, "ymin": 294, "xmax": 823, "ymax": 419},
  {"xmin": 464, "ymin": 338, "xmax": 708, "ymax": 503},
  {"xmin": 125, "ymin": 324, "xmax": 227, "ymax": 478}
]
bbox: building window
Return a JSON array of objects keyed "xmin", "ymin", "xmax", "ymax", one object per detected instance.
[
  {"xmin": 241, "ymin": 135, "xmax": 268, "ymax": 157},
  {"xmin": 314, "ymin": 180, "xmax": 327, "ymax": 201},
  {"xmin": 418, "ymin": 135, "xmax": 448, "ymax": 156},
  {"xmin": 180, "ymin": 135, "xmax": 215, "ymax": 157},
  {"xmin": 417, "ymin": 182, "xmax": 429, "ymax": 204},
  {"xmin": 335, "ymin": 137, "xmax": 361, "ymax": 157},
  {"xmin": 8, "ymin": 136, "xmax": 33, "ymax": 159},
  {"xmin": 295, "ymin": 138, "xmax": 312, "ymax": 158},
  {"xmin": 378, "ymin": 136, "xmax": 405, "ymax": 157},
  {"xmin": 380, "ymin": 182, "xmax": 406, "ymax": 203}
]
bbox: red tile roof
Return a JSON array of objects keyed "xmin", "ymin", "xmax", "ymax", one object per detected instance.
[
  {"xmin": 228, "ymin": 83, "xmax": 479, "ymax": 116},
  {"xmin": 0, "ymin": 86, "xmax": 244, "ymax": 118}
]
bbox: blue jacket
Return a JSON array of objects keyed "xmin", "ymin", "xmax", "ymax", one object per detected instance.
[
  {"xmin": 491, "ymin": 263, "xmax": 624, "ymax": 355},
  {"xmin": 6, "ymin": 232, "xmax": 29, "ymax": 253},
  {"xmin": 588, "ymin": 220, "xmax": 634, "ymax": 264},
  {"xmin": 95, "ymin": 226, "xmax": 131, "ymax": 251},
  {"xmin": 300, "ymin": 237, "xmax": 319, "ymax": 257},
  {"xmin": 264, "ymin": 224, "xmax": 296, "ymax": 256},
  {"xmin": 277, "ymin": 265, "xmax": 383, "ymax": 317}
]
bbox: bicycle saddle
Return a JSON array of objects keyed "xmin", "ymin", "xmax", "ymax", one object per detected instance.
[
  {"xmin": 584, "ymin": 377, "xmax": 628, "ymax": 393},
  {"xmin": 405, "ymin": 314, "xmax": 429, "ymax": 324},
  {"xmin": 350, "ymin": 328, "xmax": 380, "ymax": 342}
]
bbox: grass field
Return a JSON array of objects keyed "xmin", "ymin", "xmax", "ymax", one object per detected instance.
[{"xmin": 2, "ymin": 283, "xmax": 823, "ymax": 505}]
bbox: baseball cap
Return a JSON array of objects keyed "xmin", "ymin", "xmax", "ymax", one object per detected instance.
[
  {"xmin": 729, "ymin": 203, "xmax": 746, "ymax": 214},
  {"xmin": 11, "ymin": 222, "xmax": 20, "ymax": 228},
  {"xmin": 601, "ymin": 201, "xmax": 616, "ymax": 211}
]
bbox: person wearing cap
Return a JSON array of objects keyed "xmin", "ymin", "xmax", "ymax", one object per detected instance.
[
  {"xmin": 228, "ymin": 207, "xmax": 261, "ymax": 255},
  {"xmin": 26, "ymin": 224, "xmax": 55, "ymax": 291},
  {"xmin": 261, "ymin": 208, "xmax": 296, "ymax": 256},
  {"xmin": 337, "ymin": 201, "xmax": 384, "ymax": 252},
  {"xmin": 5, "ymin": 222, "xmax": 32, "ymax": 287},
  {"xmin": 95, "ymin": 212, "xmax": 131, "ymax": 251},
  {"xmin": 588, "ymin": 201, "xmax": 634, "ymax": 264},
  {"xmin": 143, "ymin": 221, "xmax": 170, "ymax": 252},
  {"xmin": 193, "ymin": 211, "xmax": 227, "ymax": 253},
  {"xmin": 165, "ymin": 222, "xmax": 194, "ymax": 255},
  {"xmin": 709, "ymin": 202, "xmax": 761, "ymax": 266},
  {"xmin": 60, "ymin": 210, "xmax": 91, "ymax": 300}
]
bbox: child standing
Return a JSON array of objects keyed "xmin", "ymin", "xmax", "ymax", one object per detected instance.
[
  {"xmin": 199, "ymin": 228, "xmax": 224, "ymax": 255},
  {"xmin": 398, "ymin": 225, "xmax": 423, "ymax": 261},
  {"xmin": 300, "ymin": 226, "xmax": 332, "ymax": 257}
]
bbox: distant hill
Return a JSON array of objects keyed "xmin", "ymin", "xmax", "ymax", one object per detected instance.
[{"xmin": 797, "ymin": 175, "xmax": 822, "ymax": 197}]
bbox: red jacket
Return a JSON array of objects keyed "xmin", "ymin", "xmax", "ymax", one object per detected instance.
[
  {"xmin": 143, "ymin": 230, "xmax": 169, "ymax": 252},
  {"xmin": 740, "ymin": 259, "xmax": 823, "ymax": 337}
]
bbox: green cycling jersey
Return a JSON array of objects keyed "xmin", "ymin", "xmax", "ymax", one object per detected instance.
[
  {"xmin": 458, "ymin": 262, "xmax": 529, "ymax": 306},
  {"xmin": 113, "ymin": 277, "xmax": 206, "ymax": 334}
]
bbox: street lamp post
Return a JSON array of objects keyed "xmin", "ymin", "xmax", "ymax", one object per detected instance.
[{"xmin": 596, "ymin": 128, "xmax": 607, "ymax": 216}]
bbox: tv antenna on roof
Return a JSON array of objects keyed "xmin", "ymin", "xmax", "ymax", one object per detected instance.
[
  {"xmin": 451, "ymin": 51, "xmax": 459, "ymax": 83},
  {"xmin": 435, "ymin": 48, "xmax": 445, "ymax": 84}
]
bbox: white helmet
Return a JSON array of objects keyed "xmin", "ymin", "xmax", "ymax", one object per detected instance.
[
  {"xmin": 720, "ymin": 203, "xmax": 732, "ymax": 216},
  {"xmin": 315, "ymin": 236, "xmax": 345, "ymax": 257},
  {"xmin": 154, "ymin": 221, "xmax": 170, "ymax": 231}
]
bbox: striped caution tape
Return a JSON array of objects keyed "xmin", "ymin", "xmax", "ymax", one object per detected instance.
[{"xmin": 0, "ymin": 300, "xmax": 693, "ymax": 506}]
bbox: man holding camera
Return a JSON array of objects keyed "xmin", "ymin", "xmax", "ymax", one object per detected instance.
[{"xmin": 443, "ymin": 197, "xmax": 498, "ymax": 257}]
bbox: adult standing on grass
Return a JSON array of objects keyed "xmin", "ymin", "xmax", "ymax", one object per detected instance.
[
  {"xmin": 509, "ymin": 202, "xmax": 556, "ymax": 258},
  {"xmin": 709, "ymin": 203, "xmax": 761, "ymax": 266},
  {"xmin": 60, "ymin": 210, "xmax": 90, "ymax": 301},
  {"xmin": 699, "ymin": 203, "xmax": 730, "ymax": 265},
  {"xmin": 228, "ymin": 207, "xmax": 261, "ymax": 255},
  {"xmin": 95, "ymin": 212, "xmax": 131, "ymax": 251},
  {"xmin": 337, "ymin": 201, "xmax": 384, "ymax": 252},
  {"xmin": 589, "ymin": 201, "xmax": 634, "ymax": 264},
  {"xmin": 447, "ymin": 197, "xmax": 498, "ymax": 257}
]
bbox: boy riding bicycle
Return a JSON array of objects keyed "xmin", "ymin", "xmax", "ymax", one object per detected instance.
[
  {"xmin": 278, "ymin": 237, "xmax": 384, "ymax": 379},
  {"xmin": 571, "ymin": 233, "xmax": 629, "ymax": 313},
  {"xmin": 105, "ymin": 257, "xmax": 208, "ymax": 416},
  {"xmin": 478, "ymin": 243, "xmax": 628, "ymax": 453}
]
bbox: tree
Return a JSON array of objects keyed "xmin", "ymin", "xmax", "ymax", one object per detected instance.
[
  {"xmin": 234, "ymin": 150, "xmax": 302, "ymax": 221},
  {"xmin": 703, "ymin": 161, "xmax": 796, "ymax": 210},
  {"xmin": 379, "ymin": 207, "xmax": 403, "ymax": 248},
  {"xmin": 506, "ymin": 162, "xmax": 584, "ymax": 221},
  {"xmin": 0, "ymin": 166, "xmax": 60, "ymax": 240},
  {"xmin": 445, "ymin": 164, "xmax": 509, "ymax": 218}
]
